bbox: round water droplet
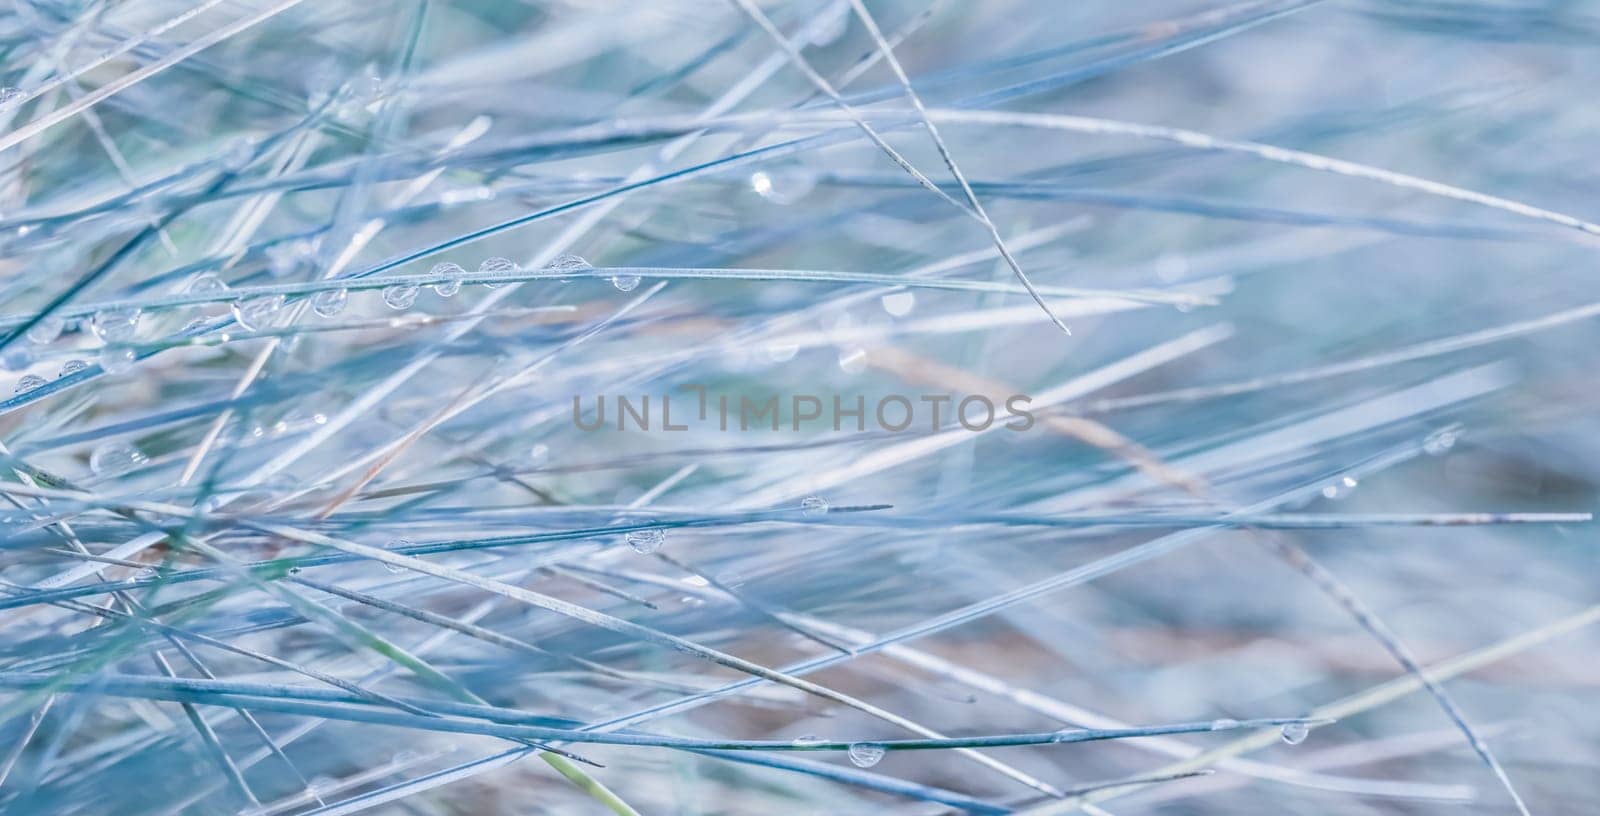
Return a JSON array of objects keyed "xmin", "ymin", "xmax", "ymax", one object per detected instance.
[
  {"xmin": 801, "ymin": 496, "xmax": 829, "ymax": 516},
  {"xmin": 625, "ymin": 527, "xmax": 666, "ymax": 554},
  {"xmin": 14, "ymin": 374, "xmax": 45, "ymax": 393},
  {"xmin": 1209, "ymin": 718, "xmax": 1240, "ymax": 731},
  {"xmin": 847, "ymin": 742, "xmax": 885, "ymax": 768},
  {"xmin": 429, "ymin": 262, "xmax": 464, "ymax": 297},
  {"xmin": 529, "ymin": 443, "xmax": 549, "ymax": 466},
  {"xmin": 1424, "ymin": 428, "xmax": 1458, "ymax": 456},
  {"xmin": 59, "ymin": 359, "xmax": 87, "ymax": 377},
  {"xmin": 25, "ymin": 315, "xmax": 64, "ymax": 345},
  {"xmin": 90, "ymin": 307, "xmax": 141, "ymax": 343},
  {"xmin": 1280, "ymin": 722, "xmax": 1310, "ymax": 745},
  {"xmin": 98, "ymin": 347, "xmax": 136, "ymax": 373},
  {"xmin": 382, "ymin": 283, "xmax": 419, "ymax": 310},
  {"xmin": 880, "ymin": 291, "xmax": 915, "ymax": 317},
  {"xmin": 551, "ymin": 253, "xmax": 592, "ymax": 271},
  {"xmin": 186, "ymin": 273, "xmax": 228, "ymax": 296},
  {"xmin": 311, "ymin": 288, "xmax": 348, "ymax": 317},
  {"xmin": 90, "ymin": 440, "xmax": 146, "ymax": 476},
  {"xmin": 610, "ymin": 274, "xmax": 641, "ymax": 292},
  {"xmin": 478, "ymin": 257, "xmax": 518, "ymax": 287},
  {"xmin": 231, "ymin": 295, "xmax": 283, "ymax": 331}
]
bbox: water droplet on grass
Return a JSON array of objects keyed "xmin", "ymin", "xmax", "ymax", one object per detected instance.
[
  {"xmin": 801, "ymin": 496, "xmax": 829, "ymax": 516},
  {"xmin": 232, "ymin": 296, "xmax": 283, "ymax": 330},
  {"xmin": 90, "ymin": 441, "xmax": 146, "ymax": 475},
  {"xmin": 14, "ymin": 374, "xmax": 45, "ymax": 393},
  {"xmin": 98, "ymin": 347, "xmax": 136, "ymax": 373},
  {"xmin": 880, "ymin": 291, "xmax": 915, "ymax": 317},
  {"xmin": 479, "ymin": 257, "xmax": 518, "ymax": 287},
  {"xmin": 1280, "ymin": 722, "xmax": 1310, "ymax": 745},
  {"xmin": 552, "ymin": 253, "xmax": 592, "ymax": 271},
  {"xmin": 59, "ymin": 359, "xmax": 87, "ymax": 377},
  {"xmin": 26, "ymin": 315, "xmax": 64, "ymax": 345},
  {"xmin": 91, "ymin": 307, "xmax": 141, "ymax": 342},
  {"xmin": 625, "ymin": 527, "xmax": 665, "ymax": 554},
  {"xmin": 1424, "ymin": 428, "xmax": 1458, "ymax": 456},
  {"xmin": 611, "ymin": 274, "xmax": 641, "ymax": 292},
  {"xmin": 382, "ymin": 283, "xmax": 419, "ymax": 310},
  {"xmin": 311, "ymin": 288, "xmax": 347, "ymax": 317},
  {"xmin": 847, "ymin": 742, "xmax": 885, "ymax": 767},
  {"xmin": 430, "ymin": 262, "xmax": 464, "ymax": 296},
  {"xmin": 187, "ymin": 273, "xmax": 228, "ymax": 296}
]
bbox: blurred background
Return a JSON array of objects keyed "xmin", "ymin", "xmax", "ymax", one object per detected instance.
[{"xmin": 0, "ymin": 0, "xmax": 1597, "ymax": 813}]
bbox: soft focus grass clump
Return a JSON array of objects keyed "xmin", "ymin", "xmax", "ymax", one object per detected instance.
[{"xmin": 0, "ymin": 1, "xmax": 1597, "ymax": 813}]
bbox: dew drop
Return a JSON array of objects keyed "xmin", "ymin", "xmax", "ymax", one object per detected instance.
[
  {"xmin": 551, "ymin": 253, "xmax": 592, "ymax": 272},
  {"xmin": 528, "ymin": 443, "xmax": 549, "ymax": 466},
  {"xmin": 429, "ymin": 262, "xmax": 464, "ymax": 297},
  {"xmin": 0, "ymin": 86, "xmax": 24, "ymax": 109},
  {"xmin": 1280, "ymin": 722, "xmax": 1310, "ymax": 745},
  {"xmin": 59, "ymin": 359, "xmax": 87, "ymax": 377},
  {"xmin": 186, "ymin": 273, "xmax": 228, "ymax": 296},
  {"xmin": 801, "ymin": 496, "xmax": 829, "ymax": 516},
  {"xmin": 311, "ymin": 288, "xmax": 348, "ymax": 317},
  {"xmin": 625, "ymin": 527, "xmax": 666, "ymax": 554},
  {"xmin": 847, "ymin": 742, "xmax": 885, "ymax": 768},
  {"xmin": 90, "ymin": 440, "xmax": 146, "ymax": 476},
  {"xmin": 1424, "ymin": 428, "xmax": 1458, "ymax": 456},
  {"xmin": 790, "ymin": 735, "xmax": 825, "ymax": 747},
  {"xmin": 382, "ymin": 283, "xmax": 419, "ymax": 310},
  {"xmin": 14, "ymin": 374, "xmax": 45, "ymax": 393},
  {"xmin": 1209, "ymin": 718, "xmax": 1240, "ymax": 731},
  {"xmin": 90, "ymin": 307, "xmax": 141, "ymax": 343},
  {"xmin": 610, "ymin": 274, "xmax": 641, "ymax": 292},
  {"xmin": 98, "ymin": 347, "xmax": 136, "ymax": 373},
  {"xmin": 231, "ymin": 295, "xmax": 283, "ymax": 330},
  {"xmin": 880, "ymin": 291, "xmax": 915, "ymax": 317},
  {"xmin": 478, "ymin": 257, "xmax": 518, "ymax": 287},
  {"xmin": 25, "ymin": 315, "xmax": 65, "ymax": 345}
]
